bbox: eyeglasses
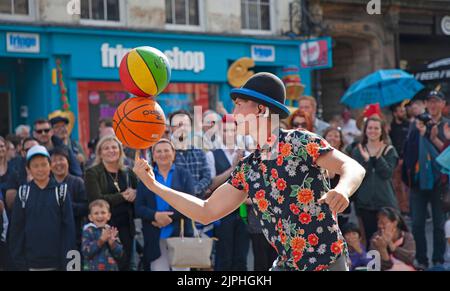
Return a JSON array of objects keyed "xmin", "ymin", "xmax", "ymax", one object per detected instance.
[
  {"xmin": 53, "ymin": 124, "xmax": 67, "ymax": 130},
  {"xmin": 35, "ymin": 129, "xmax": 51, "ymax": 134},
  {"xmin": 293, "ymin": 122, "xmax": 307, "ymax": 128}
]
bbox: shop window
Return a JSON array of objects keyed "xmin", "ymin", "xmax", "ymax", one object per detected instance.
[
  {"xmin": 0, "ymin": 0, "xmax": 34, "ymax": 20},
  {"xmin": 81, "ymin": 0, "xmax": 120, "ymax": 22},
  {"xmin": 166, "ymin": 0, "xmax": 200, "ymax": 26},
  {"xmin": 77, "ymin": 81, "xmax": 217, "ymax": 154},
  {"xmin": 241, "ymin": 0, "xmax": 272, "ymax": 32},
  {"xmin": 0, "ymin": 0, "xmax": 28, "ymax": 15}
]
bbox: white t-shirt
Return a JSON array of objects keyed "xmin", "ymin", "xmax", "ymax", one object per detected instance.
[{"xmin": 342, "ymin": 119, "xmax": 361, "ymax": 145}]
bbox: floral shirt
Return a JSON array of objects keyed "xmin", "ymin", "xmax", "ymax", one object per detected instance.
[{"xmin": 227, "ymin": 129, "xmax": 347, "ymax": 271}]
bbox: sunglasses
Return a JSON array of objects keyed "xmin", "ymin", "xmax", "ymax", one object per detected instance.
[
  {"xmin": 35, "ymin": 129, "xmax": 51, "ymax": 134},
  {"xmin": 293, "ymin": 122, "xmax": 307, "ymax": 128}
]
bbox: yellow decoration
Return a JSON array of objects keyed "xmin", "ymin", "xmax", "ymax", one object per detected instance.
[
  {"xmin": 227, "ymin": 57, "xmax": 255, "ymax": 88},
  {"xmin": 52, "ymin": 69, "xmax": 57, "ymax": 85}
]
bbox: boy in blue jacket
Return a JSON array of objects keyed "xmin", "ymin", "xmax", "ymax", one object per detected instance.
[
  {"xmin": 82, "ymin": 199, "xmax": 123, "ymax": 271},
  {"xmin": 8, "ymin": 145, "xmax": 75, "ymax": 271}
]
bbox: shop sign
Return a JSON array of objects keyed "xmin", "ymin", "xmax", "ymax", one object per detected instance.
[
  {"xmin": 300, "ymin": 37, "xmax": 332, "ymax": 69},
  {"xmin": 415, "ymin": 69, "xmax": 450, "ymax": 81},
  {"xmin": 101, "ymin": 43, "xmax": 206, "ymax": 73},
  {"xmin": 88, "ymin": 91, "xmax": 100, "ymax": 105},
  {"xmin": 251, "ymin": 45, "xmax": 275, "ymax": 62},
  {"xmin": 441, "ymin": 16, "xmax": 450, "ymax": 36},
  {"xmin": 6, "ymin": 32, "xmax": 40, "ymax": 53}
]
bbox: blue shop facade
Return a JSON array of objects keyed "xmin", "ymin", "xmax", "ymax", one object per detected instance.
[{"xmin": 0, "ymin": 24, "xmax": 313, "ymax": 149}]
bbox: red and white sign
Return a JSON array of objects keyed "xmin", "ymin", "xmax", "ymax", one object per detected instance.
[
  {"xmin": 88, "ymin": 91, "xmax": 100, "ymax": 105},
  {"xmin": 300, "ymin": 39, "xmax": 331, "ymax": 69}
]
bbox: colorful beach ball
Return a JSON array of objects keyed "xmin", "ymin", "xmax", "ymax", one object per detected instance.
[{"xmin": 119, "ymin": 46, "xmax": 171, "ymax": 98}]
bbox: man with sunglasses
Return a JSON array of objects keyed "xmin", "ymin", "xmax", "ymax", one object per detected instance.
[
  {"xmin": 33, "ymin": 119, "xmax": 82, "ymax": 178},
  {"xmin": 33, "ymin": 120, "xmax": 53, "ymax": 148}
]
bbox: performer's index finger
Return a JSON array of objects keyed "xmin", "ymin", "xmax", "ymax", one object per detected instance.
[{"xmin": 135, "ymin": 150, "xmax": 140, "ymax": 162}]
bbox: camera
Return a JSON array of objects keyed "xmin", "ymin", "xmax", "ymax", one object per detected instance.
[{"xmin": 416, "ymin": 112, "xmax": 432, "ymax": 125}]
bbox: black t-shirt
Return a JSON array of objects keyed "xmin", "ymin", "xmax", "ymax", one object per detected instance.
[{"xmin": 389, "ymin": 120, "xmax": 410, "ymax": 158}]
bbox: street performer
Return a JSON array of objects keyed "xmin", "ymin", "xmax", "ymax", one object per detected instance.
[{"xmin": 133, "ymin": 73, "xmax": 366, "ymax": 271}]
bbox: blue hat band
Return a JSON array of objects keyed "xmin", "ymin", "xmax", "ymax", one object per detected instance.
[{"xmin": 231, "ymin": 88, "xmax": 290, "ymax": 116}]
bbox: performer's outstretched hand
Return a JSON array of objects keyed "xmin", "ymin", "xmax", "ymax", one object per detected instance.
[
  {"xmin": 318, "ymin": 190, "xmax": 349, "ymax": 214},
  {"xmin": 133, "ymin": 152, "xmax": 156, "ymax": 188}
]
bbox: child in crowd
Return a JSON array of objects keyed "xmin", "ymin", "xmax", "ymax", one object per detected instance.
[
  {"xmin": 82, "ymin": 199, "xmax": 123, "ymax": 271},
  {"xmin": 9, "ymin": 145, "xmax": 75, "ymax": 271},
  {"xmin": 342, "ymin": 223, "xmax": 371, "ymax": 271}
]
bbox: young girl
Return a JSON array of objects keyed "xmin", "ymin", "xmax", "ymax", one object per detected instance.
[{"xmin": 351, "ymin": 117, "xmax": 399, "ymax": 245}]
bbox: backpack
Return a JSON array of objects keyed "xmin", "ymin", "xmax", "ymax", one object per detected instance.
[{"xmin": 18, "ymin": 183, "xmax": 68, "ymax": 209}]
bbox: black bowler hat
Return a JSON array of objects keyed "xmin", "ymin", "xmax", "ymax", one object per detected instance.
[{"xmin": 230, "ymin": 72, "xmax": 290, "ymax": 119}]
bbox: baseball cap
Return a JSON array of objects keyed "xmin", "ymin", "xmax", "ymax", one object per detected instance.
[
  {"xmin": 26, "ymin": 145, "xmax": 50, "ymax": 164},
  {"xmin": 427, "ymin": 91, "xmax": 445, "ymax": 101}
]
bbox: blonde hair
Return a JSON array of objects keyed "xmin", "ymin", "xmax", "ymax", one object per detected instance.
[
  {"xmin": 93, "ymin": 135, "xmax": 126, "ymax": 170},
  {"xmin": 89, "ymin": 199, "xmax": 111, "ymax": 213},
  {"xmin": 298, "ymin": 96, "xmax": 317, "ymax": 111}
]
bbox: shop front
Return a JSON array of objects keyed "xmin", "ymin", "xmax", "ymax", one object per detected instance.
[
  {"xmin": 412, "ymin": 57, "xmax": 450, "ymax": 93},
  {"xmin": 0, "ymin": 24, "xmax": 311, "ymax": 150},
  {"xmin": 411, "ymin": 57, "xmax": 450, "ymax": 116}
]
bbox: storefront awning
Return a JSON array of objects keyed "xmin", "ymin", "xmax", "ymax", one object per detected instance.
[{"xmin": 412, "ymin": 57, "xmax": 450, "ymax": 82}]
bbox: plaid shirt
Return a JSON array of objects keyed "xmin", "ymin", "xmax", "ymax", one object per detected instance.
[{"xmin": 174, "ymin": 148, "xmax": 211, "ymax": 198}]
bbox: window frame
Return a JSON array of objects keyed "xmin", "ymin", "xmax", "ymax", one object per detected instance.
[
  {"xmin": 0, "ymin": 0, "xmax": 36, "ymax": 22},
  {"xmin": 79, "ymin": 0, "xmax": 126, "ymax": 27},
  {"xmin": 241, "ymin": 0, "xmax": 276, "ymax": 35},
  {"xmin": 165, "ymin": 0, "xmax": 205, "ymax": 32}
]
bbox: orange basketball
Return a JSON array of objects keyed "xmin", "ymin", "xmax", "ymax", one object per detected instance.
[{"xmin": 113, "ymin": 97, "xmax": 166, "ymax": 149}]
